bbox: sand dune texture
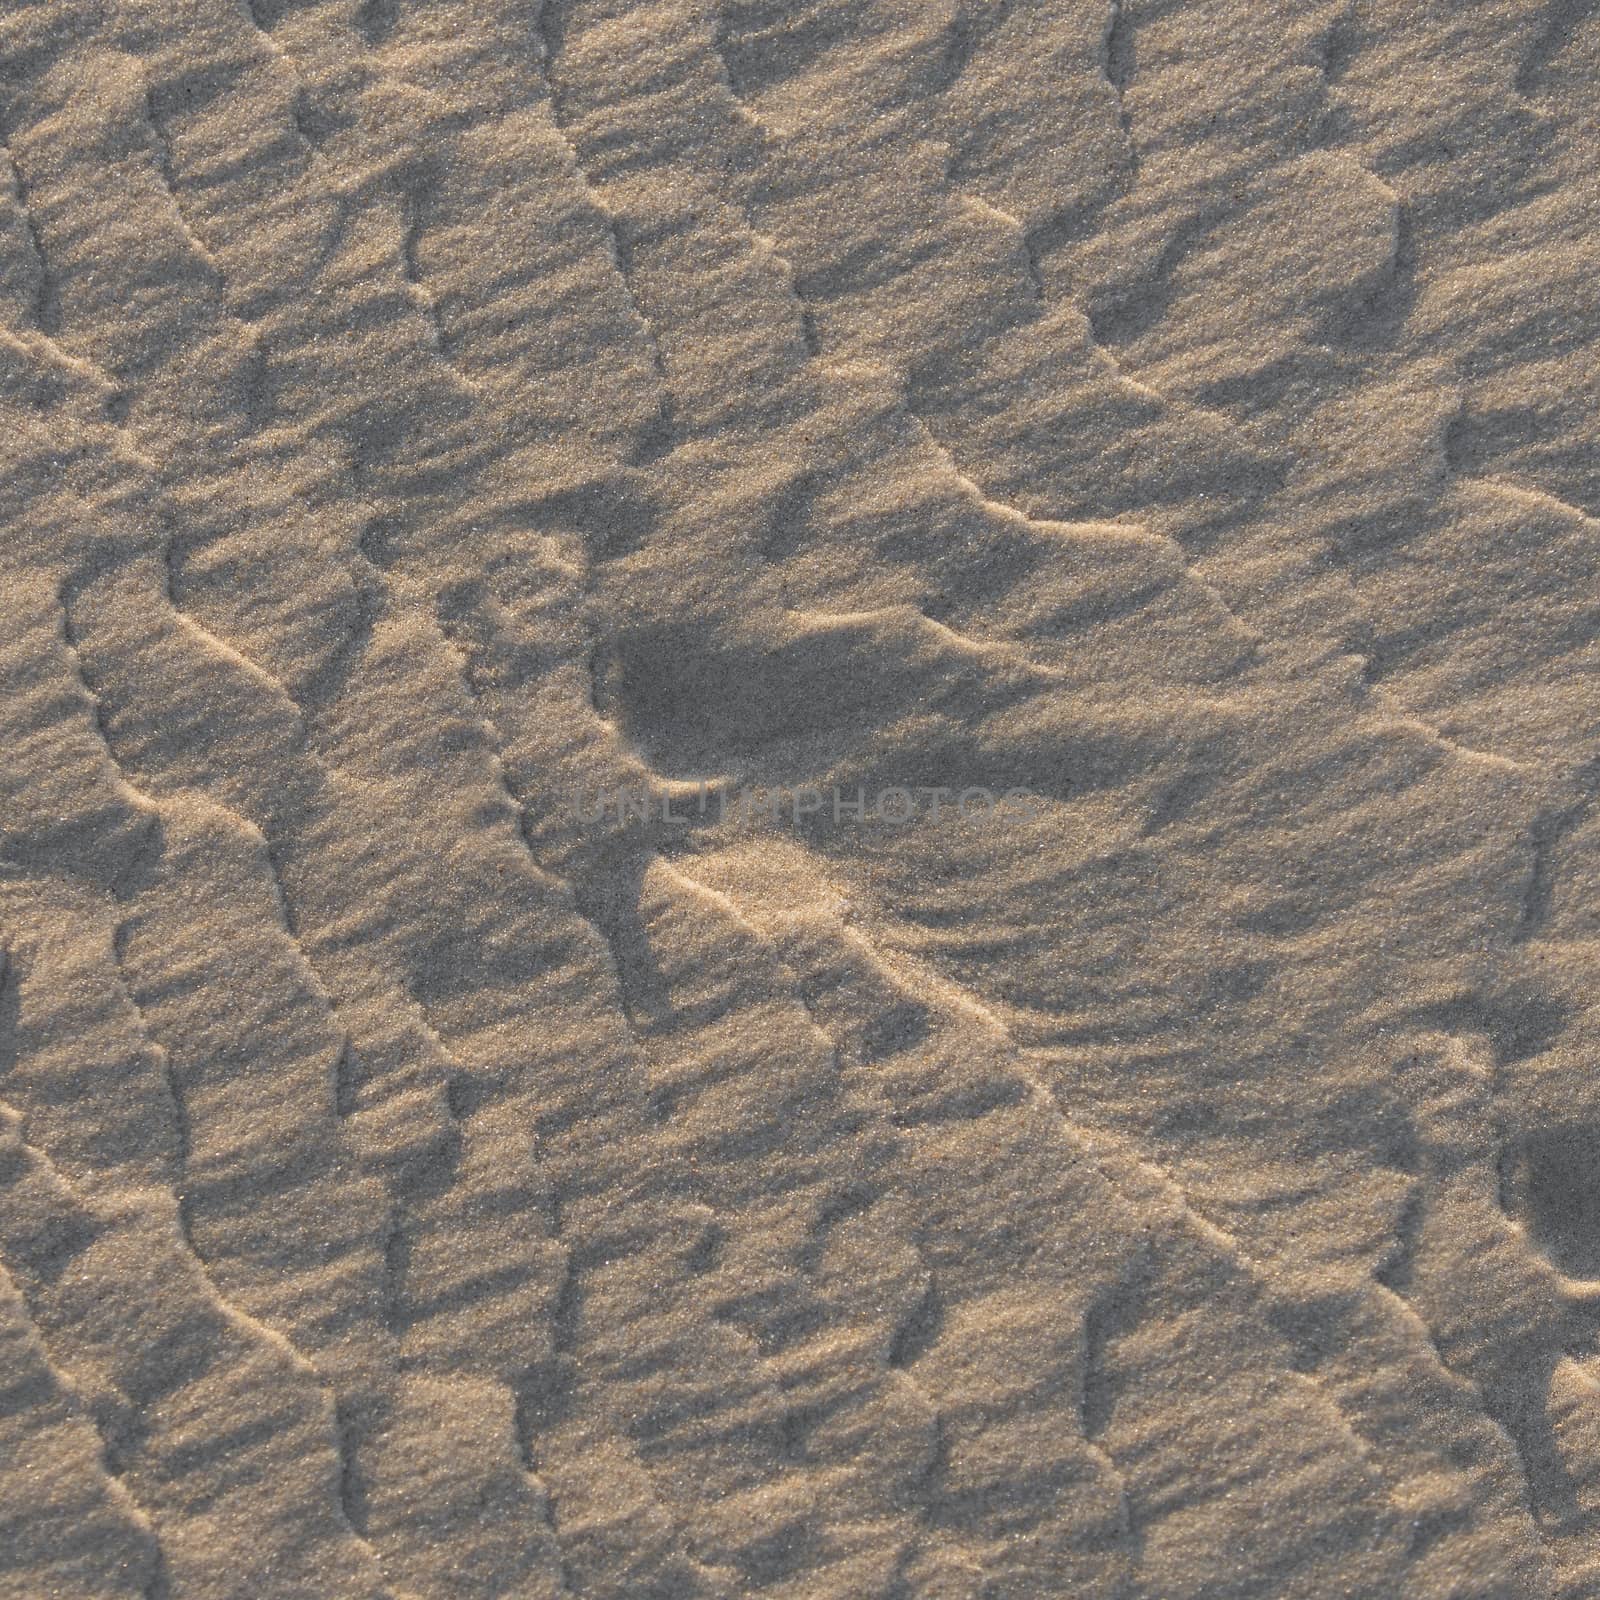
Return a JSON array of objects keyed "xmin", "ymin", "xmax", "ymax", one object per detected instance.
[{"xmin": 4, "ymin": 0, "xmax": 1600, "ymax": 1595}]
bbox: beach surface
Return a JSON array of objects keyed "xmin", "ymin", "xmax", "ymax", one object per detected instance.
[{"xmin": 4, "ymin": 1, "xmax": 1600, "ymax": 1595}]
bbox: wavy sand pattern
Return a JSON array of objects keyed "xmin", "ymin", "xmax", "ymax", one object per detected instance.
[{"xmin": 4, "ymin": 1, "xmax": 1600, "ymax": 1595}]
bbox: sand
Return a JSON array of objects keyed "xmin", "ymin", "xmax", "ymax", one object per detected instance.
[{"xmin": 3, "ymin": 0, "xmax": 1600, "ymax": 1595}]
